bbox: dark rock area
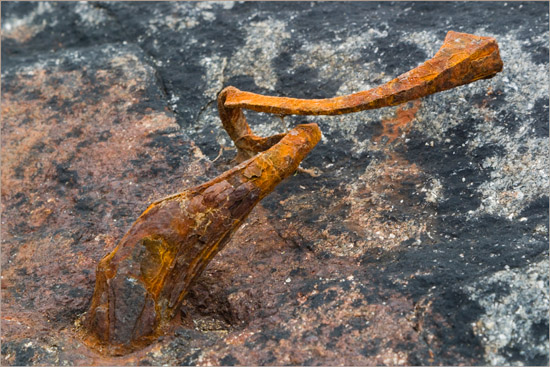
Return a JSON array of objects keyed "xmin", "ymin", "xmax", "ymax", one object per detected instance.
[{"xmin": 1, "ymin": 2, "xmax": 548, "ymax": 365}]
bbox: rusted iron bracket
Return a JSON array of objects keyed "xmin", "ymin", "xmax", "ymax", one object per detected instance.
[
  {"xmin": 218, "ymin": 31, "xmax": 502, "ymax": 159},
  {"xmin": 83, "ymin": 31, "xmax": 502, "ymax": 355}
]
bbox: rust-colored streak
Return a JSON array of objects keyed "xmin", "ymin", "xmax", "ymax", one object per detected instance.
[
  {"xmin": 374, "ymin": 100, "xmax": 422, "ymax": 144},
  {"xmin": 223, "ymin": 31, "xmax": 502, "ymax": 115},
  {"xmin": 83, "ymin": 124, "xmax": 321, "ymax": 355}
]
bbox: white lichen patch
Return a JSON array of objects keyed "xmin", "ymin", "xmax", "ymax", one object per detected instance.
[
  {"xmin": 463, "ymin": 259, "xmax": 549, "ymax": 366},
  {"xmin": 468, "ymin": 30, "xmax": 548, "ymax": 219},
  {"xmin": 407, "ymin": 30, "xmax": 549, "ymax": 220},
  {"xmin": 401, "ymin": 31, "xmax": 441, "ymax": 58},
  {"xmin": 146, "ymin": 2, "xmax": 222, "ymax": 33},
  {"xmin": 1, "ymin": 2, "xmax": 54, "ymax": 32},
  {"xmin": 200, "ymin": 55, "xmax": 228, "ymax": 100},
  {"xmin": 293, "ymin": 28, "xmax": 389, "ymax": 94},
  {"xmin": 74, "ymin": 1, "xmax": 109, "ymax": 27},
  {"xmin": 475, "ymin": 135, "xmax": 548, "ymax": 219},
  {"xmin": 1, "ymin": 2, "xmax": 54, "ymax": 42},
  {"xmin": 209, "ymin": 1, "xmax": 235, "ymax": 10},
  {"xmin": 227, "ymin": 19, "xmax": 291, "ymax": 90},
  {"xmin": 421, "ymin": 177, "xmax": 444, "ymax": 204},
  {"xmin": 196, "ymin": 1, "xmax": 234, "ymax": 11},
  {"xmin": 494, "ymin": 37, "xmax": 549, "ymax": 116}
]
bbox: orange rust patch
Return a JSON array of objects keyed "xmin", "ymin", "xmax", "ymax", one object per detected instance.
[
  {"xmin": 374, "ymin": 100, "xmax": 422, "ymax": 144},
  {"xmin": 343, "ymin": 155, "xmax": 431, "ymax": 255},
  {"xmin": 1, "ymin": 68, "xmax": 182, "ymax": 202},
  {"xmin": 312, "ymin": 98, "xmax": 432, "ymax": 257}
]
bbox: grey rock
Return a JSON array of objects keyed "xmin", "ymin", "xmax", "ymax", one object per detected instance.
[{"xmin": 464, "ymin": 258, "xmax": 549, "ymax": 366}]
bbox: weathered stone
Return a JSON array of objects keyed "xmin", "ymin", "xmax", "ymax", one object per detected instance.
[
  {"xmin": 1, "ymin": 2, "xmax": 548, "ymax": 365},
  {"xmin": 1, "ymin": 43, "xmax": 210, "ymax": 364}
]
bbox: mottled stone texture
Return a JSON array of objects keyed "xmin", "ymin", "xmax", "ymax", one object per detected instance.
[{"xmin": 1, "ymin": 2, "xmax": 548, "ymax": 366}]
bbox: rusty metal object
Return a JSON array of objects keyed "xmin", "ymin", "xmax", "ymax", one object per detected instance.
[
  {"xmin": 83, "ymin": 124, "xmax": 321, "ymax": 355},
  {"xmin": 84, "ymin": 31, "xmax": 502, "ymax": 354},
  {"xmin": 218, "ymin": 31, "xmax": 502, "ymax": 159}
]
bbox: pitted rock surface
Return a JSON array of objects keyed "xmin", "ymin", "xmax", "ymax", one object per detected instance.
[{"xmin": 2, "ymin": 2, "xmax": 548, "ymax": 365}]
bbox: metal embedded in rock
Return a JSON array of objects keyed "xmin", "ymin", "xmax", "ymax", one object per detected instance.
[
  {"xmin": 83, "ymin": 124, "xmax": 321, "ymax": 355},
  {"xmin": 83, "ymin": 31, "xmax": 503, "ymax": 355}
]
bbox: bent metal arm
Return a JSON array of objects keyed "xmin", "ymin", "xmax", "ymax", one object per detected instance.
[{"xmin": 218, "ymin": 31, "xmax": 503, "ymax": 159}]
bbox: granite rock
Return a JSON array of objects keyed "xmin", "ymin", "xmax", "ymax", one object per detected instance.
[{"xmin": 1, "ymin": 2, "xmax": 548, "ymax": 365}]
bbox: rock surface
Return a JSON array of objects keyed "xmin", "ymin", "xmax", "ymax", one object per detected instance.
[{"xmin": 1, "ymin": 2, "xmax": 548, "ymax": 365}]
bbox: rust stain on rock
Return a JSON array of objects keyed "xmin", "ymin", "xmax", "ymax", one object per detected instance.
[
  {"xmin": 1, "ymin": 46, "xmax": 210, "ymax": 364},
  {"xmin": 192, "ymin": 278, "xmax": 422, "ymax": 366},
  {"xmin": 338, "ymin": 98, "xmax": 435, "ymax": 256},
  {"xmin": 343, "ymin": 154, "xmax": 435, "ymax": 256},
  {"xmin": 374, "ymin": 100, "xmax": 422, "ymax": 144}
]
